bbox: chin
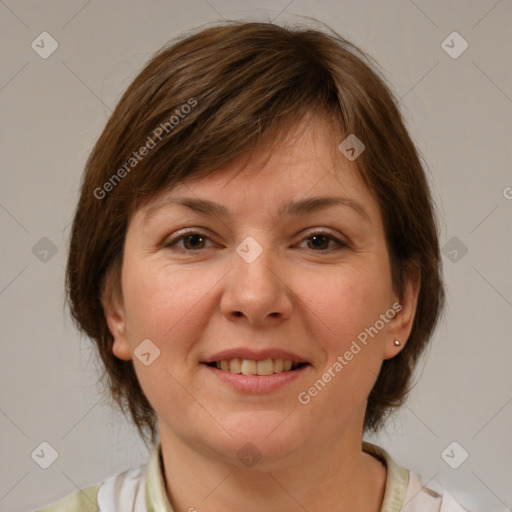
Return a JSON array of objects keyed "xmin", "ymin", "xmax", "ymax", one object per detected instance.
[{"xmin": 205, "ymin": 414, "xmax": 311, "ymax": 470}]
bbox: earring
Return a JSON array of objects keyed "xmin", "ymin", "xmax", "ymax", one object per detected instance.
[{"xmin": 394, "ymin": 339, "xmax": 401, "ymax": 346}]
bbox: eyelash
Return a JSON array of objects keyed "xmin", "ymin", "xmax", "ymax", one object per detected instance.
[{"xmin": 165, "ymin": 229, "xmax": 349, "ymax": 253}]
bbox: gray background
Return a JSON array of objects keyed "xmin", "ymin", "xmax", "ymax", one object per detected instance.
[{"xmin": 0, "ymin": 1, "xmax": 511, "ymax": 511}]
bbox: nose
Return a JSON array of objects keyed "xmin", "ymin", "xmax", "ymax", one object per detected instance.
[{"xmin": 220, "ymin": 240, "xmax": 293, "ymax": 325}]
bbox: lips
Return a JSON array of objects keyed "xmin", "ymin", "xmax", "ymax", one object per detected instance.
[
  {"xmin": 202, "ymin": 348, "xmax": 310, "ymax": 376},
  {"xmin": 208, "ymin": 358, "xmax": 306, "ymax": 375}
]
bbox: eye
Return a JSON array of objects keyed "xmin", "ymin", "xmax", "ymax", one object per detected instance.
[
  {"xmin": 165, "ymin": 230, "xmax": 214, "ymax": 251},
  {"xmin": 165, "ymin": 229, "xmax": 349, "ymax": 253},
  {"xmin": 297, "ymin": 231, "xmax": 348, "ymax": 251}
]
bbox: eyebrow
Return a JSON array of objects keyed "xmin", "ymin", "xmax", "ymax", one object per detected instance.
[{"xmin": 143, "ymin": 195, "xmax": 371, "ymax": 225}]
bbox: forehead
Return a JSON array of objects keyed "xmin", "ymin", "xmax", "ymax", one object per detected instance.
[
  {"xmin": 147, "ymin": 115, "xmax": 376, "ymax": 204},
  {"xmin": 134, "ymin": 113, "xmax": 380, "ymax": 226}
]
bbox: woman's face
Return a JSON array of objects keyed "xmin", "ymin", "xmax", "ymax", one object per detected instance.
[{"xmin": 105, "ymin": 114, "xmax": 418, "ymax": 467}]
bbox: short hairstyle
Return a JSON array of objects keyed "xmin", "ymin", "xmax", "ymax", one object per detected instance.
[{"xmin": 66, "ymin": 20, "xmax": 445, "ymax": 446}]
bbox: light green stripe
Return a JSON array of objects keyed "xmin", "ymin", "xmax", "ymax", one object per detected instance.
[
  {"xmin": 146, "ymin": 442, "xmax": 173, "ymax": 512},
  {"xmin": 363, "ymin": 441, "xmax": 410, "ymax": 512}
]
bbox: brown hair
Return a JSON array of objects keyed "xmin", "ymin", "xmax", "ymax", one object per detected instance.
[{"xmin": 66, "ymin": 20, "xmax": 445, "ymax": 447}]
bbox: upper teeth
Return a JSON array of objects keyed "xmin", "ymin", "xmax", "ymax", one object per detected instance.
[{"xmin": 214, "ymin": 358, "xmax": 298, "ymax": 375}]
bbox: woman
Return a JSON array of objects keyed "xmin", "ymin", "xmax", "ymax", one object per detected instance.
[{"xmin": 36, "ymin": 20, "xmax": 471, "ymax": 512}]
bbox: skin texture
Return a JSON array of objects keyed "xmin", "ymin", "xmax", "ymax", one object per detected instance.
[{"xmin": 104, "ymin": 113, "xmax": 420, "ymax": 512}]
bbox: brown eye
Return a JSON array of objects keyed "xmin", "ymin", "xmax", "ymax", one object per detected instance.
[
  {"xmin": 306, "ymin": 234, "xmax": 330, "ymax": 250},
  {"xmin": 182, "ymin": 234, "xmax": 206, "ymax": 250},
  {"xmin": 165, "ymin": 231, "xmax": 213, "ymax": 251},
  {"xmin": 299, "ymin": 231, "xmax": 348, "ymax": 251}
]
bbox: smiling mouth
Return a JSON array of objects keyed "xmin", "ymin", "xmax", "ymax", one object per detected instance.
[{"xmin": 204, "ymin": 358, "xmax": 309, "ymax": 376}]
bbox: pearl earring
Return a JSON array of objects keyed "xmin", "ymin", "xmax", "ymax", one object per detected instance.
[{"xmin": 394, "ymin": 339, "xmax": 401, "ymax": 346}]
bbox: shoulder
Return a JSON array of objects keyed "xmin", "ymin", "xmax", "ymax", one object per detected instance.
[
  {"xmin": 34, "ymin": 464, "xmax": 147, "ymax": 512},
  {"xmin": 33, "ymin": 483, "xmax": 102, "ymax": 512},
  {"xmin": 362, "ymin": 441, "xmax": 475, "ymax": 512},
  {"xmin": 406, "ymin": 471, "xmax": 474, "ymax": 512}
]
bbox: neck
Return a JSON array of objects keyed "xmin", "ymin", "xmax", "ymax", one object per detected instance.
[{"xmin": 158, "ymin": 425, "xmax": 386, "ymax": 512}]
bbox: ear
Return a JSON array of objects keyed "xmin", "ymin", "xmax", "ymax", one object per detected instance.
[
  {"xmin": 101, "ymin": 278, "xmax": 132, "ymax": 362},
  {"xmin": 383, "ymin": 262, "xmax": 421, "ymax": 360}
]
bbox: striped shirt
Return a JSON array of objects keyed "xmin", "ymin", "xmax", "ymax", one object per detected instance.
[{"xmin": 34, "ymin": 442, "xmax": 471, "ymax": 511}]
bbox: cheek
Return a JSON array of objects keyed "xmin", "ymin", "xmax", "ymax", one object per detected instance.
[
  {"xmin": 119, "ymin": 261, "xmax": 215, "ymax": 416},
  {"xmin": 122, "ymin": 261, "xmax": 219, "ymax": 341},
  {"xmin": 314, "ymin": 263, "xmax": 393, "ymax": 399},
  {"xmin": 304, "ymin": 261, "xmax": 392, "ymax": 346}
]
